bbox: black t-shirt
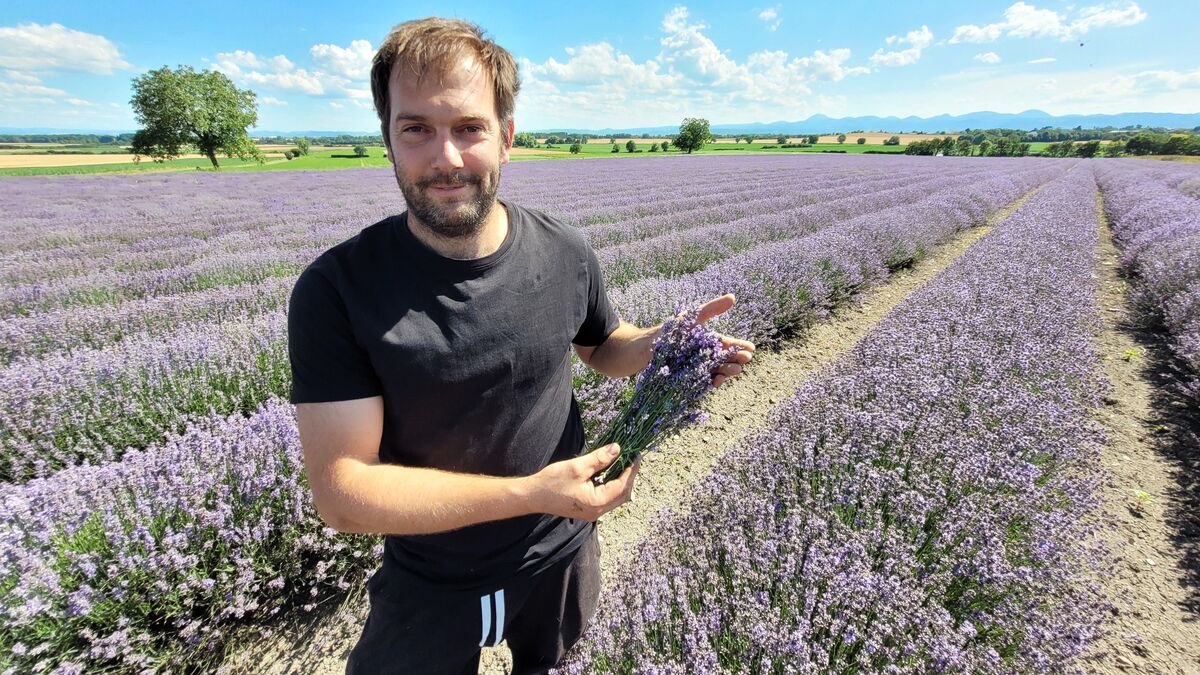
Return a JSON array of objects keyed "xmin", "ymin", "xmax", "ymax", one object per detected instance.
[{"xmin": 287, "ymin": 200, "xmax": 621, "ymax": 589}]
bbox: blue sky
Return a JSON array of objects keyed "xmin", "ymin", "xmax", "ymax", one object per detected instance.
[{"xmin": 1, "ymin": 0, "xmax": 1197, "ymax": 132}]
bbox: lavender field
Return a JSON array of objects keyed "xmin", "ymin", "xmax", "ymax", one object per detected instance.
[{"xmin": 1, "ymin": 154, "xmax": 1197, "ymax": 673}]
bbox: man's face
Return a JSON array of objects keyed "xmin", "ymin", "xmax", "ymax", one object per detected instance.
[{"xmin": 386, "ymin": 56, "xmax": 513, "ymax": 239}]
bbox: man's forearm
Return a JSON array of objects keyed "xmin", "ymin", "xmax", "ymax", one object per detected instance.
[
  {"xmin": 583, "ymin": 320, "xmax": 660, "ymax": 378},
  {"xmin": 318, "ymin": 460, "xmax": 537, "ymax": 536}
]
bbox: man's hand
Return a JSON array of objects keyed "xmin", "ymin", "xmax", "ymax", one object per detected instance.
[
  {"xmin": 524, "ymin": 443, "xmax": 640, "ymax": 521},
  {"xmin": 692, "ymin": 294, "xmax": 756, "ymax": 388}
]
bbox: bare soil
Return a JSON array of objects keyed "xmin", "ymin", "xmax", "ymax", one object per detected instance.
[
  {"xmin": 1080, "ymin": 196, "xmax": 1200, "ymax": 674},
  {"xmin": 222, "ymin": 184, "xmax": 1051, "ymax": 674}
]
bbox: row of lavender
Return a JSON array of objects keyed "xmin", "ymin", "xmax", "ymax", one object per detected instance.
[
  {"xmin": 0, "ymin": 157, "xmax": 904, "ymax": 282},
  {"xmin": 1094, "ymin": 160, "xmax": 1200, "ymax": 402},
  {"xmin": 0, "ymin": 160, "xmax": 1059, "ymax": 671},
  {"xmin": 0, "ymin": 160, "xmax": 982, "ymax": 321},
  {"xmin": 0, "ymin": 162, "xmax": 989, "ymax": 358},
  {"xmin": 558, "ymin": 166, "xmax": 1109, "ymax": 673},
  {"xmin": 0, "ymin": 161, "xmax": 1062, "ymax": 481}
]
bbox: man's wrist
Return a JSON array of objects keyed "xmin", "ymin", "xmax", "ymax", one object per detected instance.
[{"xmin": 509, "ymin": 473, "xmax": 544, "ymax": 517}]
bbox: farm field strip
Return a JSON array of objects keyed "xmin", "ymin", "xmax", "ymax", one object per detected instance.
[
  {"xmin": 0, "ymin": 165, "xmax": 1064, "ymax": 479},
  {"xmin": 0, "ymin": 160, "xmax": 948, "ymax": 285},
  {"xmin": 0, "ymin": 158, "xmax": 826, "ymax": 254},
  {"xmin": 0, "ymin": 164, "xmax": 949, "ymax": 303},
  {"xmin": 1094, "ymin": 161, "xmax": 1200, "ymax": 402},
  {"xmin": 0, "ymin": 172, "xmax": 966, "ymax": 360},
  {"xmin": 594, "ymin": 167, "xmax": 1032, "ymax": 286},
  {"xmin": 0, "ymin": 162, "xmax": 1041, "ymax": 358},
  {"xmin": 560, "ymin": 165, "xmax": 1108, "ymax": 673},
  {"xmin": 575, "ymin": 162, "xmax": 1061, "ymax": 437}
]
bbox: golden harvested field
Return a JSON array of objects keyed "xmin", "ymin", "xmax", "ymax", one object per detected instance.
[{"xmin": 0, "ymin": 151, "xmax": 288, "ymax": 169}]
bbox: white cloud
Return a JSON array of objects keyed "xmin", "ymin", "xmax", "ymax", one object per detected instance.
[
  {"xmin": 260, "ymin": 96, "xmax": 288, "ymax": 106},
  {"xmin": 525, "ymin": 42, "xmax": 677, "ymax": 90},
  {"xmin": 4, "ymin": 70, "xmax": 40, "ymax": 83},
  {"xmin": 64, "ymin": 97, "xmax": 93, "ymax": 106},
  {"xmin": 517, "ymin": 5, "xmax": 869, "ymax": 128},
  {"xmin": 0, "ymin": 81, "xmax": 67, "ymax": 97},
  {"xmin": 0, "ymin": 22, "xmax": 129, "ymax": 74},
  {"xmin": 1028, "ymin": 57, "xmax": 1057, "ymax": 64},
  {"xmin": 310, "ymin": 39, "xmax": 373, "ymax": 80},
  {"xmin": 215, "ymin": 50, "xmax": 294, "ymax": 73},
  {"xmin": 329, "ymin": 101, "xmax": 344, "ymax": 110},
  {"xmin": 949, "ymin": 1, "xmax": 1145, "ymax": 44},
  {"xmin": 212, "ymin": 44, "xmax": 374, "ymax": 100},
  {"xmin": 757, "ymin": 7, "xmax": 782, "ymax": 32},
  {"xmin": 974, "ymin": 52, "xmax": 1002, "ymax": 64},
  {"xmin": 1135, "ymin": 68, "xmax": 1200, "ymax": 90},
  {"xmin": 870, "ymin": 25, "xmax": 933, "ymax": 67}
]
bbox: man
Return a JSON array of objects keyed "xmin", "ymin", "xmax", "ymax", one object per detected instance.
[{"xmin": 287, "ymin": 17, "xmax": 754, "ymax": 675}]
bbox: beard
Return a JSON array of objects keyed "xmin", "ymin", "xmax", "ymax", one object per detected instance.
[{"xmin": 396, "ymin": 166, "xmax": 500, "ymax": 239}]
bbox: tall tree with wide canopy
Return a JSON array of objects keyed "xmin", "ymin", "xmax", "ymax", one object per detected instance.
[
  {"xmin": 130, "ymin": 66, "xmax": 264, "ymax": 168},
  {"xmin": 672, "ymin": 118, "xmax": 712, "ymax": 154}
]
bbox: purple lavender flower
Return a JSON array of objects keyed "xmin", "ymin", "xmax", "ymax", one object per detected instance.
[{"xmin": 593, "ymin": 308, "xmax": 736, "ymax": 483}]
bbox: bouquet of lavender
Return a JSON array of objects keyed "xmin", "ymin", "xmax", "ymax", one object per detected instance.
[{"xmin": 593, "ymin": 308, "xmax": 738, "ymax": 483}]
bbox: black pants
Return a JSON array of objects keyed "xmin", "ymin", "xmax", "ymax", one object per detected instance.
[{"xmin": 346, "ymin": 530, "xmax": 601, "ymax": 675}]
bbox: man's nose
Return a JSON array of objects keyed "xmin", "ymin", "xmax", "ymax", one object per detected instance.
[{"xmin": 431, "ymin": 132, "xmax": 465, "ymax": 172}]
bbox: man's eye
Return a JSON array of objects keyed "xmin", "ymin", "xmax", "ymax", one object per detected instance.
[
  {"xmin": 463, "ymin": 126, "xmax": 484, "ymax": 134},
  {"xmin": 401, "ymin": 125, "xmax": 424, "ymax": 134}
]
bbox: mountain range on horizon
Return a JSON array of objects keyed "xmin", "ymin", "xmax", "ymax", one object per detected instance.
[{"xmin": 3, "ymin": 109, "xmax": 1198, "ymax": 138}]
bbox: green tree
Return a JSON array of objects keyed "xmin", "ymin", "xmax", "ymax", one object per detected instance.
[
  {"xmin": 807, "ymin": 134, "xmax": 819, "ymax": 145},
  {"xmin": 513, "ymin": 132, "xmax": 536, "ymax": 148},
  {"xmin": 856, "ymin": 137, "xmax": 866, "ymax": 145},
  {"xmin": 648, "ymin": 143, "xmax": 658, "ymax": 152},
  {"xmin": 1074, "ymin": 140, "xmax": 1101, "ymax": 158},
  {"xmin": 130, "ymin": 65, "xmax": 263, "ymax": 168},
  {"xmin": 661, "ymin": 141, "xmax": 670, "ymax": 152},
  {"xmin": 837, "ymin": 134, "xmax": 847, "ymax": 144},
  {"xmin": 295, "ymin": 137, "xmax": 310, "ymax": 156},
  {"xmin": 883, "ymin": 135, "xmax": 900, "ymax": 146},
  {"xmin": 353, "ymin": 144, "xmax": 368, "ymax": 157},
  {"xmin": 569, "ymin": 142, "xmax": 582, "ymax": 154},
  {"xmin": 673, "ymin": 118, "xmax": 712, "ymax": 154},
  {"xmin": 626, "ymin": 139, "xmax": 637, "ymax": 153},
  {"xmin": 776, "ymin": 134, "xmax": 787, "ymax": 145},
  {"xmin": 611, "ymin": 143, "xmax": 620, "ymax": 153}
]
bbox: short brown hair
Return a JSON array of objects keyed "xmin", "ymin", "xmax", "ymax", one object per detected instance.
[{"xmin": 371, "ymin": 17, "xmax": 519, "ymax": 146}]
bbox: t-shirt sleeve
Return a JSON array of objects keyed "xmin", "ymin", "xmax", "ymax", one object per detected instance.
[
  {"xmin": 572, "ymin": 243, "xmax": 622, "ymax": 347},
  {"xmin": 288, "ymin": 265, "xmax": 383, "ymax": 403}
]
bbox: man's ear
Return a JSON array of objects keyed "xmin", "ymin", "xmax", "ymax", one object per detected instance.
[{"xmin": 500, "ymin": 118, "xmax": 515, "ymax": 165}]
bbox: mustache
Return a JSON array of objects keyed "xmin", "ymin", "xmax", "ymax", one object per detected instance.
[{"xmin": 417, "ymin": 172, "xmax": 482, "ymax": 189}]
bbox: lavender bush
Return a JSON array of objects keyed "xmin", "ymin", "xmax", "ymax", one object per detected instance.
[
  {"xmin": 1094, "ymin": 160, "xmax": 1200, "ymax": 402},
  {"xmin": 557, "ymin": 166, "xmax": 1109, "ymax": 673},
  {"xmin": 0, "ymin": 399, "xmax": 378, "ymax": 673}
]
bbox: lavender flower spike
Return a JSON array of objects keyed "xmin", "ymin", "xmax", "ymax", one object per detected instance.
[{"xmin": 593, "ymin": 307, "xmax": 737, "ymax": 483}]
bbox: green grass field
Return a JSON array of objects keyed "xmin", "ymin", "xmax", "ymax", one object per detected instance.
[
  {"xmin": 0, "ymin": 143, "xmax": 911, "ymax": 176},
  {"xmin": 520, "ymin": 141, "xmax": 905, "ymax": 159}
]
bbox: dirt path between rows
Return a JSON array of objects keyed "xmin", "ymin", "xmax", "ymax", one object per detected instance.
[
  {"xmin": 1081, "ymin": 192, "xmax": 1200, "ymax": 674},
  {"xmin": 223, "ymin": 183, "xmax": 1045, "ymax": 675}
]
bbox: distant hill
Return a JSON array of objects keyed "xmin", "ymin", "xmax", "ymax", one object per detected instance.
[
  {"xmin": 532, "ymin": 110, "xmax": 1200, "ymax": 135},
  {"xmin": 5, "ymin": 110, "xmax": 1199, "ymax": 139}
]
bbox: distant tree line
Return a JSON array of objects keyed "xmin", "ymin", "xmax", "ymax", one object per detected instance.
[
  {"xmin": 255, "ymin": 134, "xmax": 382, "ymax": 146},
  {"xmin": 0, "ymin": 133, "xmax": 136, "ymax": 145}
]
